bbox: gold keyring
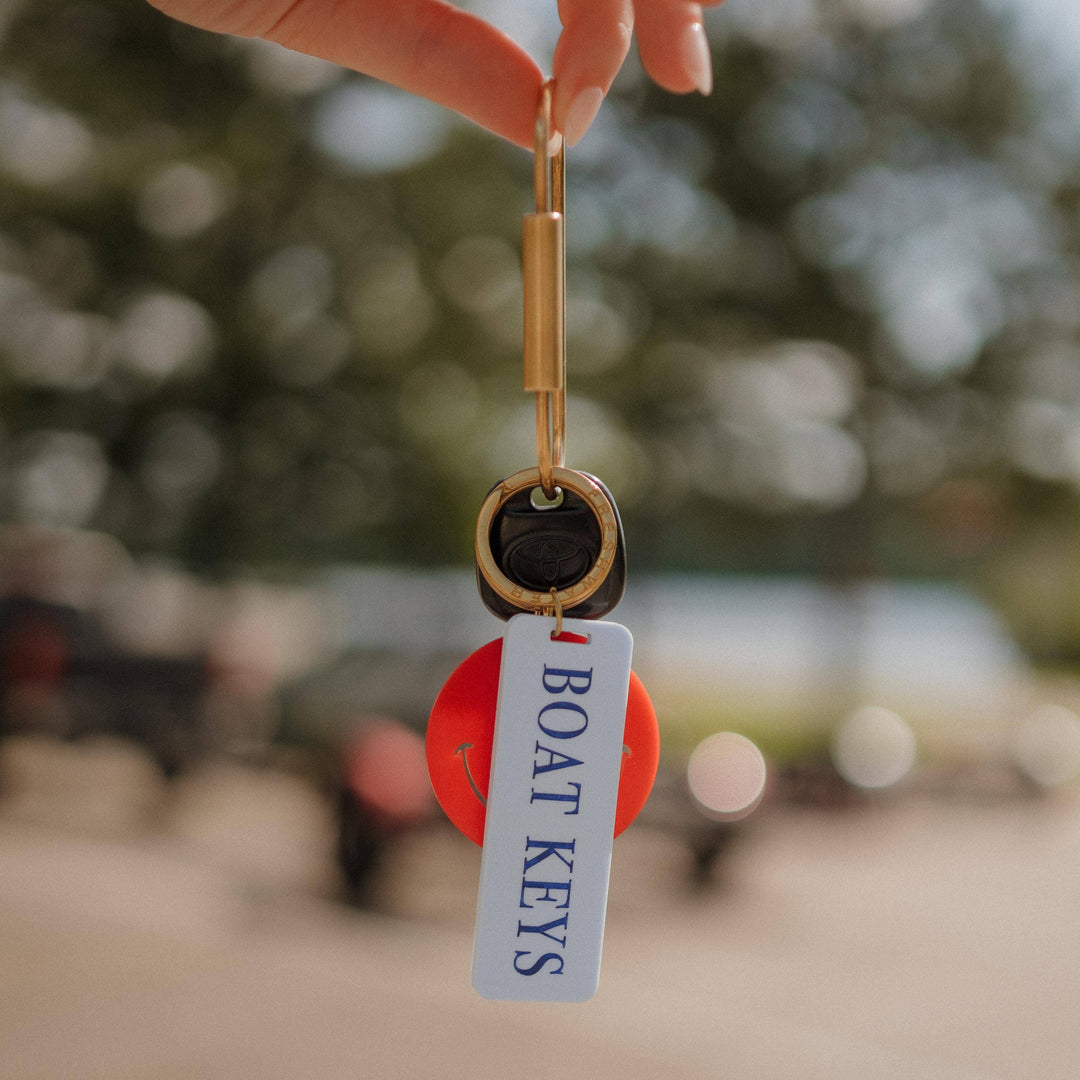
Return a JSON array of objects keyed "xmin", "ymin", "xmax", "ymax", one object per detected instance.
[
  {"xmin": 547, "ymin": 588, "xmax": 564, "ymax": 637},
  {"xmin": 475, "ymin": 467, "xmax": 618, "ymax": 614}
]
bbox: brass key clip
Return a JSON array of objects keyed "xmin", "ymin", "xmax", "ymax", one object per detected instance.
[{"xmin": 523, "ymin": 80, "xmax": 566, "ymax": 499}]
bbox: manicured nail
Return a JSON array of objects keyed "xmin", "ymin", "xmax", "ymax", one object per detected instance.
[
  {"xmin": 681, "ymin": 22, "xmax": 713, "ymax": 96},
  {"xmin": 562, "ymin": 86, "xmax": 604, "ymax": 148}
]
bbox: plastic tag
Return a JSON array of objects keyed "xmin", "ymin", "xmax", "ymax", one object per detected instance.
[{"xmin": 471, "ymin": 613, "xmax": 632, "ymax": 1002}]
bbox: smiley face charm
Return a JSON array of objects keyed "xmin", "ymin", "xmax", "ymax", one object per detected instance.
[{"xmin": 425, "ymin": 633, "xmax": 659, "ymax": 847}]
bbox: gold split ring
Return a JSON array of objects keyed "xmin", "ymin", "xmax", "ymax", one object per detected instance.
[{"xmin": 475, "ymin": 467, "xmax": 618, "ymax": 615}]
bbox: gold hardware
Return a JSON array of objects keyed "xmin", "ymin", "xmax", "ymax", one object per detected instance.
[
  {"xmin": 475, "ymin": 467, "xmax": 618, "ymax": 614},
  {"xmin": 524, "ymin": 79, "xmax": 566, "ymax": 499},
  {"xmin": 547, "ymin": 588, "xmax": 564, "ymax": 637}
]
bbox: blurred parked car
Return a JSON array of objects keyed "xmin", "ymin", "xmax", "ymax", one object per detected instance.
[{"xmin": 0, "ymin": 591, "xmax": 210, "ymax": 778}]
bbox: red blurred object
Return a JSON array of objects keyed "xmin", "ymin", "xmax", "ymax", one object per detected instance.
[
  {"xmin": 344, "ymin": 719, "xmax": 434, "ymax": 827},
  {"xmin": 2, "ymin": 611, "xmax": 68, "ymax": 688}
]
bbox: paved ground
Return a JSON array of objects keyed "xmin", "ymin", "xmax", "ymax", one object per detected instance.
[{"xmin": 1, "ymin": 737, "xmax": 1079, "ymax": 1080}]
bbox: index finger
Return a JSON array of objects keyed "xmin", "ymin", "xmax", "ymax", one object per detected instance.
[{"xmin": 149, "ymin": 0, "xmax": 545, "ymax": 148}]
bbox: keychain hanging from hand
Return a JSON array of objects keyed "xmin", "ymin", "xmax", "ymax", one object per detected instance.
[{"xmin": 426, "ymin": 81, "xmax": 660, "ymax": 1003}]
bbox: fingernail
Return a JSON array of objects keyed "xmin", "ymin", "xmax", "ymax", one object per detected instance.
[
  {"xmin": 562, "ymin": 86, "xmax": 604, "ymax": 148},
  {"xmin": 681, "ymin": 23, "xmax": 713, "ymax": 96},
  {"xmin": 546, "ymin": 130, "xmax": 563, "ymax": 157}
]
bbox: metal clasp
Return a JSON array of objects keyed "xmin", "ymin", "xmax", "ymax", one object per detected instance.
[{"xmin": 523, "ymin": 79, "xmax": 566, "ymax": 499}]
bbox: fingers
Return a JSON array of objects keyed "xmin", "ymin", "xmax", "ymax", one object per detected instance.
[
  {"xmin": 148, "ymin": 0, "xmax": 544, "ymax": 148},
  {"xmin": 551, "ymin": 0, "xmax": 635, "ymax": 147},
  {"xmin": 633, "ymin": 0, "xmax": 712, "ymax": 97},
  {"xmin": 148, "ymin": 0, "xmax": 717, "ymax": 151},
  {"xmin": 551, "ymin": 0, "xmax": 714, "ymax": 147}
]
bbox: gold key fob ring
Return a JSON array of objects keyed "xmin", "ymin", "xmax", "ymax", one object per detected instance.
[
  {"xmin": 474, "ymin": 467, "xmax": 622, "ymax": 617},
  {"xmin": 475, "ymin": 83, "xmax": 625, "ymax": 622}
]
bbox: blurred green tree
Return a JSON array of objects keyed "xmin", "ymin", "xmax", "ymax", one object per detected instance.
[{"xmin": 2, "ymin": 0, "xmax": 1080, "ymax": 654}]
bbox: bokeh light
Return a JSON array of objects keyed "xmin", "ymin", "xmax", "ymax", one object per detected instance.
[
  {"xmin": 242, "ymin": 39, "xmax": 343, "ymax": 96},
  {"xmin": 0, "ymin": 88, "xmax": 94, "ymax": 187},
  {"xmin": 7, "ymin": 431, "xmax": 109, "ymax": 529},
  {"xmin": 139, "ymin": 412, "xmax": 222, "ymax": 512},
  {"xmin": 246, "ymin": 244, "xmax": 336, "ymax": 331},
  {"xmin": 1012, "ymin": 705, "xmax": 1080, "ymax": 788},
  {"xmin": 0, "ymin": 279, "xmax": 111, "ymax": 390},
  {"xmin": 344, "ymin": 719, "xmax": 434, "ymax": 826},
  {"xmin": 831, "ymin": 705, "xmax": 917, "ymax": 789},
  {"xmin": 312, "ymin": 83, "xmax": 452, "ymax": 174},
  {"xmin": 687, "ymin": 732, "xmax": 768, "ymax": 820},
  {"xmin": 112, "ymin": 291, "xmax": 217, "ymax": 381},
  {"xmin": 136, "ymin": 161, "xmax": 231, "ymax": 240}
]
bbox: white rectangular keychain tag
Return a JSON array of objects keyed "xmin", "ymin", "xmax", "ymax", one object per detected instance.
[{"xmin": 471, "ymin": 612, "xmax": 632, "ymax": 1002}]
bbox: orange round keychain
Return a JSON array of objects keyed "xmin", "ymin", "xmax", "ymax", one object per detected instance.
[{"xmin": 426, "ymin": 636, "xmax": 659, "ymax": 845}]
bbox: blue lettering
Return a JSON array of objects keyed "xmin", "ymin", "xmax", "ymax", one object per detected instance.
[
  {"xmin": 517, "ymin": 914, "xmax": 569, "ymax": 946},
  {"xmin": 530, "ymin": 782, "xmax": 581, "ymax": 815},
  {"xmin": 537, "ymin": 701, "xmax": 588, "ymax": 739},
  {"xmin": 542, "ymin": 665, "xmax": 593, "ymax": 695},
  {"xmin": 513, "ymin": 950, "xmax": 565, "ymax": 976},
  {"xmin": 520, "ymin": 880, "xmax": 572, "ymax": 909},
  {"xmin": 532, "ymin": 742, "xmax": 584, "ymax": 776},
  {"xmin": 523, "ymin": 838, "xmax": 575, "ymax": 872}
]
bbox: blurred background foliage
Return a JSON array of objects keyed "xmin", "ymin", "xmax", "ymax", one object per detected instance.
[{"xmin": 3, "ymin": 0, "xmax": 1080, "ymax": 661}]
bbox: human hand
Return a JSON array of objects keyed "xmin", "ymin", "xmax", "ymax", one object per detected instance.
[{"xmin": 147, "ymin": 1, "xmax": 719, "ymax": 149}]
